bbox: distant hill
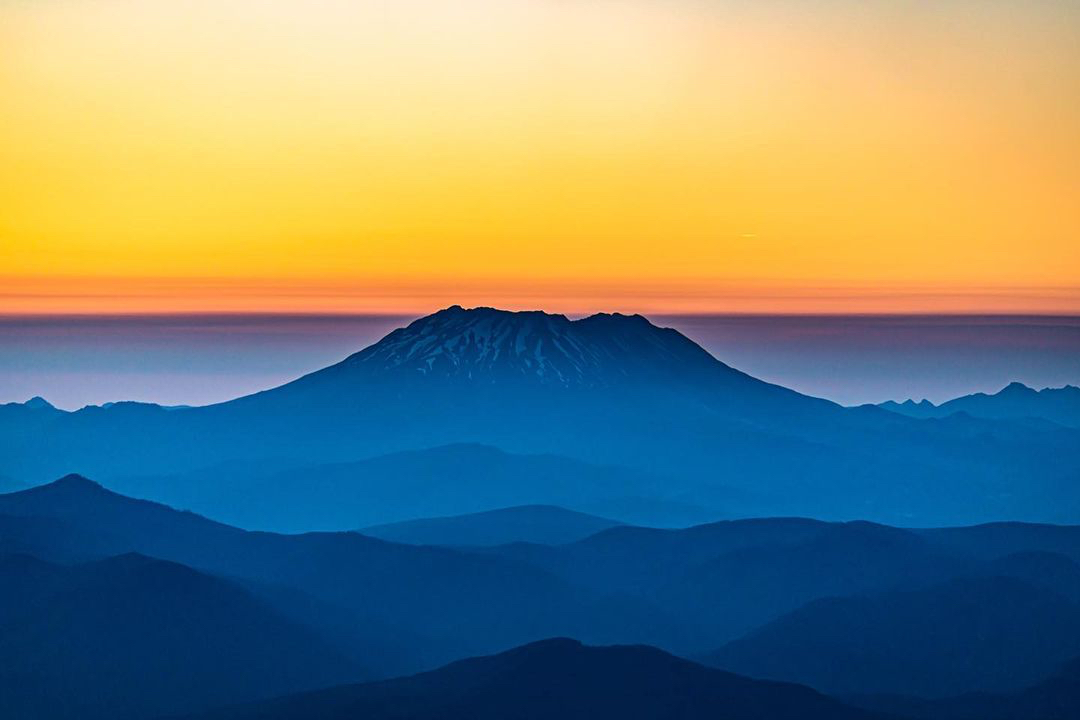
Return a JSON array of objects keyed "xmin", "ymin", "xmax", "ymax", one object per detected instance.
[
  {"xmin": 651, "ymin": 521, "xmax": 966, "ymax": 644},
  {"xmin": 5, "ymin": 475, "xmax": 1080, "ymax": 709},
  {"xmin": 362, "ymin": 505, "xmax": 625, "ymax": 546},
  {"xmin": 4, "ymin": 306, "xmax": 1080, "ymax": 526},
  {"xmin": 105, "ymin": 444, "xmax": 710, "ymax": 532},
  {"xmin": 0, "ymin": 475, "xmax": 693, "ymax": 674},
  {"xmin": 187, "ymin": 638, "xmax": 881, "ymax": 720},
  {"xmin": 487, "ymin": 517, "xmax": 1080, "ymax": 649},
  {"xmin": 487, "ymin": 519, "xmax": 971, "ymax": 644},
  {"xmin": 879, "ymin": 382, "xmax": 1080, "ymax": 429},
  {"xmin": 0, "ymin": 552, "xmax": 362, "ymax": 720},
  {"xmin": 703, "ymin": 576, "xmax": 1080, "ymax": 698},
  {"xmin": 851, "ymin": 656, "xmax": 1080, "ymax": 720},
  {"xmin": 915, "ymin": 522, "xmax": 1080, "ymax": 564}
]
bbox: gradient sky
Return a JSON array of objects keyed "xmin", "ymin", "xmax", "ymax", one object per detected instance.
[{"xmin": 2, "ymin": 0, "xmax": 1079, "ymax": 314}]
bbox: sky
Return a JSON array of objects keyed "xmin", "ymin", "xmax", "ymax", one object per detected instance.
[{"xmin": 2, "ymin": 0, "xmax": 1079, "ymax": 314}]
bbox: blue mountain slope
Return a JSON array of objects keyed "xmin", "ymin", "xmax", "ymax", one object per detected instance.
[
  {"xmin": 0, "ymin": 475, "xmax": 696, "ymax": 673},
  {"xmin": 185, "ymin": 638, "xmax": 883, "ymax": 720},
  {"xmin": 5, "ymin": 476, "xmax": 1080, "ymax": 701},
  {"xmin": 703, "ymin": 576, "xmax": 1080, "ymax": 698},
  {"xmin": 0, "ymin": 552, "xmax": 363, "ymax": 720},
  {"xmin": 362, "ymin": 504, "xmax": 625, "ymax": 546},
  {"xmin": 103, "ymin": 444, "xmax": 712, "ymax": 532},
  {"xmin": 3, "ymin": 306, "xmax": 1079, "ymax": 526},
  {"xmin": 850, "ymin": 656, "xmax": 1080, "ymax": 720}
]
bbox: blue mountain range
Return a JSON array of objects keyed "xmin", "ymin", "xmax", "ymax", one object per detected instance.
[{"xmin": 3, "ymin": 306, "xmax": 1079, "ymax": 527}]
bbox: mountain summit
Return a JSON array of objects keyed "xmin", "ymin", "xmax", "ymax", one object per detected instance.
[{"xmin": 328, "ymin": 305, "xmax": 725, "ymax": 387}]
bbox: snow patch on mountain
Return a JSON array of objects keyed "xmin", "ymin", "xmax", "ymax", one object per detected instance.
[{"xmin": 340, "ymin": 305, "xmax": 720, "ymax": 386}]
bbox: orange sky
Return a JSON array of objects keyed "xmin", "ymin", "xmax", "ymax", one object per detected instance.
[{"xmin": 2, "ymin": 0, "xmax": 1079, "ymax": 314}]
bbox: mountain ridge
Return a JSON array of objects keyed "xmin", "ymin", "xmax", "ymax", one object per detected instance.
[
  {"xmin": 325, "ymin": 305, "xmax": 729, "ymax": 386},
  {"xmin": 185, "ymin": 638, "xmax": 881, "ymax": 720},
  {"xmin": 361, "ymin": 504, "xmax": 626, "ymax": 546},
  {"xmin": 3, "ymin": 306, "xmax": 1079, "ymax": 526},
  {"xmin": 879, "ymin": 382, "xmax": 1080, "ymax": 429}
]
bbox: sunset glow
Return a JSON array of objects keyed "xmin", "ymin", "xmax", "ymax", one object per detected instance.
[{"xmin": 3, "ymin": 0, "xmax": 1079, "ymax": 314}]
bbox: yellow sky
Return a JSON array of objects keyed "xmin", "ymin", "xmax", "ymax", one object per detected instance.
[{"xmin": 2, "ymin": 0, "xmax": 1078, "ymax": 313}]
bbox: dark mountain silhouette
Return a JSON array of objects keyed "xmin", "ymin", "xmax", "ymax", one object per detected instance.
[
  {"xmin": 0, "ymin": 476, "xmax": 694, "ymax": 674},
  {"xmin": 104, "ymin": 444, "xmax": 709, "ymax": 532},
  {"xmin": 5, "ymin": 476, "xmax": 1080, "ymax": 710},
  {"xmin": 704, "ymin": 576, "xmax": 1080, "ymax": 698},
  {"xmin": 879, "ymin": 382, "xmax": 1080, "ymax": 429},
  {"xmin": 362, "ymin": 504, "xmax": 625, "ymax": 546},
  {"xmin": 0, "ymin": 552, "xmax": 363, "ymax": 720},
  {"xmin": 7, "ymin": 477, "xmax": 1078, "ymax": 664},
  {"xmin": 186, "ymin": 638, "xmax": 882, "ymax": 720},
  {"xmin": 489, "ymin": 519, "xmax": 970, "ymax": 645},
  {"xmin": 916, "ymin": 522, "xmax": 1080, "ymax": 564},
  {"xmin": 981, "ymin": 551, "xmax": 1080, "ymax": 602},
  {"xmin": 851, "ymin": 656, "xmax": 1080, "ymax": 720},
  {"xmin": 3, "ymin": 307, "xmax": 1079, "ymax": 526},
  {"xmin": 652, "ymin": 521, "xmax": 967, "ymax": 644},
  {"xmin": 487, "ymin": 518, "xmax": 1080, "ymax": 649}
]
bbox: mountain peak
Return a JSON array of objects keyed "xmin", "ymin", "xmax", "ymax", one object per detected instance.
[
  {"xmin": 23, "ymin": 396, "xmax": 54, "ymax": 409},
  {"xmin": 335, "ymin": 305, "xmax": 723, "ymax": 387},
  {"xmin": 52, "ymin": 473, "xmax": 103, "ymax": 488},
  {"xmin": 10, "ymin": 473, "xmax": 108, "ymax": 497},
  {"xmin": 997, "ymin": 381, "xmax": 1038, "ymax": 396}
]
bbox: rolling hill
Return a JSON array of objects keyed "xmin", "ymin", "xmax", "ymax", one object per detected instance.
[
  {"xmin": 102, "ymin": 444, "xmax": 708, "ymax": 532},
  {"xmin": 0, "ymin": 552, "xmax": 363, "ymax": 720},
  {"xmin": 0, "ymin": 475, "xmax": 693, "ymax": 673},
  {"xmin": 186, "ymin": 638, "xmax": 882, "ymax": 720},
  {"xmin": 704, "ymin": 576, "xmax": 1080, "ymax": 698},
  {"xmin": 362, "ymin": 504, "xmax": 625, "ymax": 546}
]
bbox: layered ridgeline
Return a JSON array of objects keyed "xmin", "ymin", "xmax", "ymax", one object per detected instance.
[
  {"xmin": 4, "ymin": 306, "xmax": 1080, "ymax": 527},
  {"xmin": 186, "ymin": 639, "xmax": 879, "ymax": 720},
  {"xmin": 3, "ymin": 475, "xmax": 1080, "ymax": 719},
  {"xmin": 879, "ymin": 382, "xmax": 1080, "ymax": 429}
]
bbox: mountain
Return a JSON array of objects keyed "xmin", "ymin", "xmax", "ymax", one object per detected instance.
[
  {"xmin": 915, "ymin": 522, "xmax": 1080, "ymax": 564},
  {"xmin": 5, "ymin": 306, "xmax": 1079, "ymax": 526},
  {"xmin": 878, "ymin": 398, "xmax": 938, "ymax": 417},
  {"xmin": 650, "ymin": 521, "xmax": 966, "ymax": 644},
  {"xmin": 318, "ymin": 305, "xmax": 735, "ymax": 386},
  {"xmin": 5, "ymin": 475, "xmax": 1080, "ymax": 712},
  {"xmin": 186, "ymin": 638, "xmax": 881, "ymax": 720},
  {"xmin": 703, "ymin": 576, "xmax": 1080, "ymax": 698},
  {"xmin": 0, "ymin": 475, "xmax": 694, "ymax": 674},
  {"xmin": 490, "ymin": 519, "xmax": 969, "ymax": 645},
  {"xmin": 486, "ymin": 518, "xmax": 1080, "ymax": 650},
  {"xmin": 362, "ymin": 505, "xmax": 625, "ymax": 546},
  {"xmin": 104, "ymin": 444, "xmax": 710, "ymax": 532},
  {"xmin": 0, "ymin": 552, "xmax": 362, "ymax": 720},
  {"xmin": 879, "ymin": 382, "xmax": 1080, "ymax": 429},
  {"xmin": 851, "ymin": 656, "xmax": 1080, "ymax": 720},
  {"xmin": 981, "ymin": 551, "xmax": 1080, "ymax": 602}
]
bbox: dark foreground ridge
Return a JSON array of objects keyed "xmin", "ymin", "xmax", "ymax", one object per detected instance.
[{"xmin": 187, "ymin": 638, "xmax": 881, "ymax": 720}]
